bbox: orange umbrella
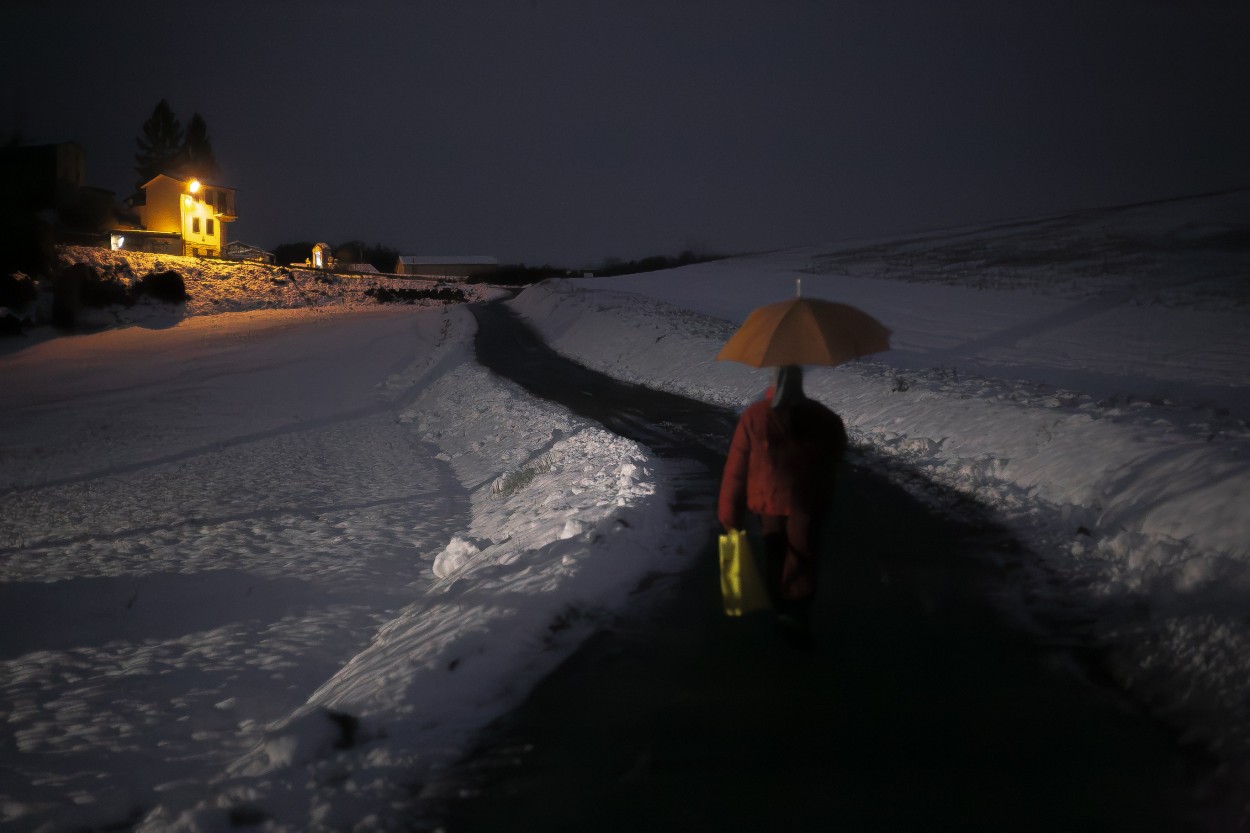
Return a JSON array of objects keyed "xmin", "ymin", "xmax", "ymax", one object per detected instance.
[{"xmin": 716, "ymin": 296, "xmax": 891, "ymax": 368}]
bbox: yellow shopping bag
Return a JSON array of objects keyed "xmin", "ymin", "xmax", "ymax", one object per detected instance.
[{"xmin": 719, "ymin": 528, "xmax": 771, "ymax": 616}]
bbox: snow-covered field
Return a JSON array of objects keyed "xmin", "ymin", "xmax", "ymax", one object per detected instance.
[
  {"xmin": 2, "ymin": 189, "xmax": 1248, "ymax": 830},
  {"xmin": 516, "ymin": 189, "xmax": 1250, "ymax": 764},
  {"xmin": 1, "ymin": 289, "xmax": 695, "ymax": 831}
]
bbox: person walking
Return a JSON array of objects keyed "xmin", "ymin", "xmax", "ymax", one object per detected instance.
[{"xmin": 718, "ymin": 365, "xmax": 847, "ymax": 642}]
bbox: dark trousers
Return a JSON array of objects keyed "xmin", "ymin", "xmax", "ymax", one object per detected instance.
[{"xmin": 759, "ymin": 509, "xmax": 819, "ymax": 612}]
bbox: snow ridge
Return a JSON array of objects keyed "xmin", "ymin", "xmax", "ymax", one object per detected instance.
[{"xmin": 129, "ymin": 307, "xmax": 691, "ymax": 832}]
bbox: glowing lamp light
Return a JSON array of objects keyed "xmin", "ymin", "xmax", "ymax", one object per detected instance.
[{"xmin": 188, "ymin": 179, "xmax": 202, "ymax": 194}]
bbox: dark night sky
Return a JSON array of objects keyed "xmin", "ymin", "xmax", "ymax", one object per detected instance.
[{"xmin": 4, "ymin": 0, "xmax": 1248, "ymax": 266}]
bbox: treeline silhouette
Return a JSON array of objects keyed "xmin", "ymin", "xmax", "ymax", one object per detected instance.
[
  {"xmin": 476, "ymin": 250, "xmax": 724, "ymax": 286},
  {"xmin": 268, "ymin": 241, "xmax": 724, "ymax": 285},
  {"xmin": 592, "ymin": 250, "xmax": 721, "ymax": 277}
]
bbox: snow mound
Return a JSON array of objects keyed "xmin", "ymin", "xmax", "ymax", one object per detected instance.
[{"xmin": 432, "ymin": 536, "xmax": 481, "ymax": 579}]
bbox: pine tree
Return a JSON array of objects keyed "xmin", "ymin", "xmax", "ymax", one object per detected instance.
[
  {"xmin": 182, "ymin": 112, "xmax": 217, "ymax": 180},
  {"xmin": 133, "ymin": 99, "xmax": 184, "ymax": 191}
]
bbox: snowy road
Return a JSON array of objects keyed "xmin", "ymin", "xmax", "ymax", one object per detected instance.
[
  {"xmin": 469, "ymin": 301, "xmax": 738, "ymax": 472},
  {"xmin": 425, "ymin": 303, "xmax": 1241, "ymax": 832}
]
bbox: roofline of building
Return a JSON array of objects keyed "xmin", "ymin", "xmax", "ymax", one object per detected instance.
[{"xmin": 139, "ymin": 172, "xmax": 237, "ymax": 192}]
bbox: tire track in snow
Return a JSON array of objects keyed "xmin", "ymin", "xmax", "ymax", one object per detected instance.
[
  {"xmin": 0, "ymin": 492, "xmax": 438, "ymax": 557},
  {"xmin": 3, "ymin": 311, "xmax": 466, "ymax": 495}
]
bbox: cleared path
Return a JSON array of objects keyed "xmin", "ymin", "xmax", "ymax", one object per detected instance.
[{"xmin": 414, "ymin": 301, "xmax": 1240, "ymax": 832}]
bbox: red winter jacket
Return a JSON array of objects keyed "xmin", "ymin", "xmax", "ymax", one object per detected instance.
[{"xmin": 718, "ymin": 390, "xmax": 847, "ymax": 529}]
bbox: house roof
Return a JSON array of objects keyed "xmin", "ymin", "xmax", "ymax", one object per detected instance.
[
  {"xmin": 108, "ymin": 228, "xmax": 182, "ymax": 239},
  {"xmin": 225, "ymin": 241, "xmax": 272, "ymax": 253},
  {"xmin": 398, "ymin": 256, "xmax": 498, "ymax": 266},
  {"xmin": 139, "ymin": 172, "xmax": 236, "ymax": 192}
]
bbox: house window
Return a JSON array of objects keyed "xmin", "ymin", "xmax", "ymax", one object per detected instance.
[
  {"xmin": 191, "ymin": 217, "xmax": 200, "ymax": 234},
  {"xmin": 207, "ymin": 218, "xmax": 215, "ymax": 236}
]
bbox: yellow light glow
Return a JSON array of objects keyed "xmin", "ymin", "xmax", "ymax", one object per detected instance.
[{"xmin": 188, "ymin": 179, "xmax": 201, "ymax": 194}]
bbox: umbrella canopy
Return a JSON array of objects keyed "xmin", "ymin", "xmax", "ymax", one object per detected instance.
[{"xmin": 716, "ymin": 297, "xmax": 891, "ymax": 368}]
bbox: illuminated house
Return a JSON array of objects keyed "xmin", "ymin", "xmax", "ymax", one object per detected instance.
[{"xmin": 124, "ymin": 174, "xmax": 237, "ymax": 257}]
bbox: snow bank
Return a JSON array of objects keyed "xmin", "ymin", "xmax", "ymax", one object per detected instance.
[
  {"xmin": 0, "ymin": 247, "xmax": 498, "ymax": 342},
  {"xmin": 128, "ymin": 307, "xmax": 694, "ymax": 832}
]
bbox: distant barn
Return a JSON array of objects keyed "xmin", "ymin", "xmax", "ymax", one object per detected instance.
[
  {"xmin": 394, "ymin": 255, "xmax": 498, "ymax": 280},
  {"xmin": 224, "ymin": 241, "xmax": 274, "ymax": 263}
]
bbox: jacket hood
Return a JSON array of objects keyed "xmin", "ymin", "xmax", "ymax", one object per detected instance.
[{"xmin": 771, "ymin": 365, "xmax": 805, "ymax": 409}]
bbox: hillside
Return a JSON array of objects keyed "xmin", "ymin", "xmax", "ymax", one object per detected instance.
[
  {"xmin": 511, "ymin": 188, "xmax": 1250, "ymax": 765},
  {"xmin": 3, "ymin": 247, "xmax": 494, "ymax": 340},
  {"xmin": 2, "ymin": 191, "xmax": 1248, "ymax": 830}
]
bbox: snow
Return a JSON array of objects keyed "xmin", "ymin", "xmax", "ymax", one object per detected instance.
[
  {"xmin": 509, "ymin": 189, "xmax": 1250, "ymax": 762},
  {"xmin": 24, "ymin": 246, "xmax": 494, "ymax": 337},
  {"xmin": 1, "ymin": 286, "xmax": 691, "ymax": 831},
  {"xmin": 2, "ymin": 189, "xmax": 1249, "ymax": 830}
]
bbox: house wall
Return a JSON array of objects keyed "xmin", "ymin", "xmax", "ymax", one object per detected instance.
[
  {"xmin": 181, "ymin": 195, "xmax": 222, "ymax": 257},
  {"xmin": 138, "ymin": 177, "xmax": 183, "ymax": 234},
  {"xmin": 121, "ymin": 233, "xmax": 184, "ymax": 255},
  {"xmin": 204, "ymin": 187, "xmax": 235, "ymax": 218},
  {"xmin": 204, "ymin": 187, "xmax": 235, "ymax": 255}
]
